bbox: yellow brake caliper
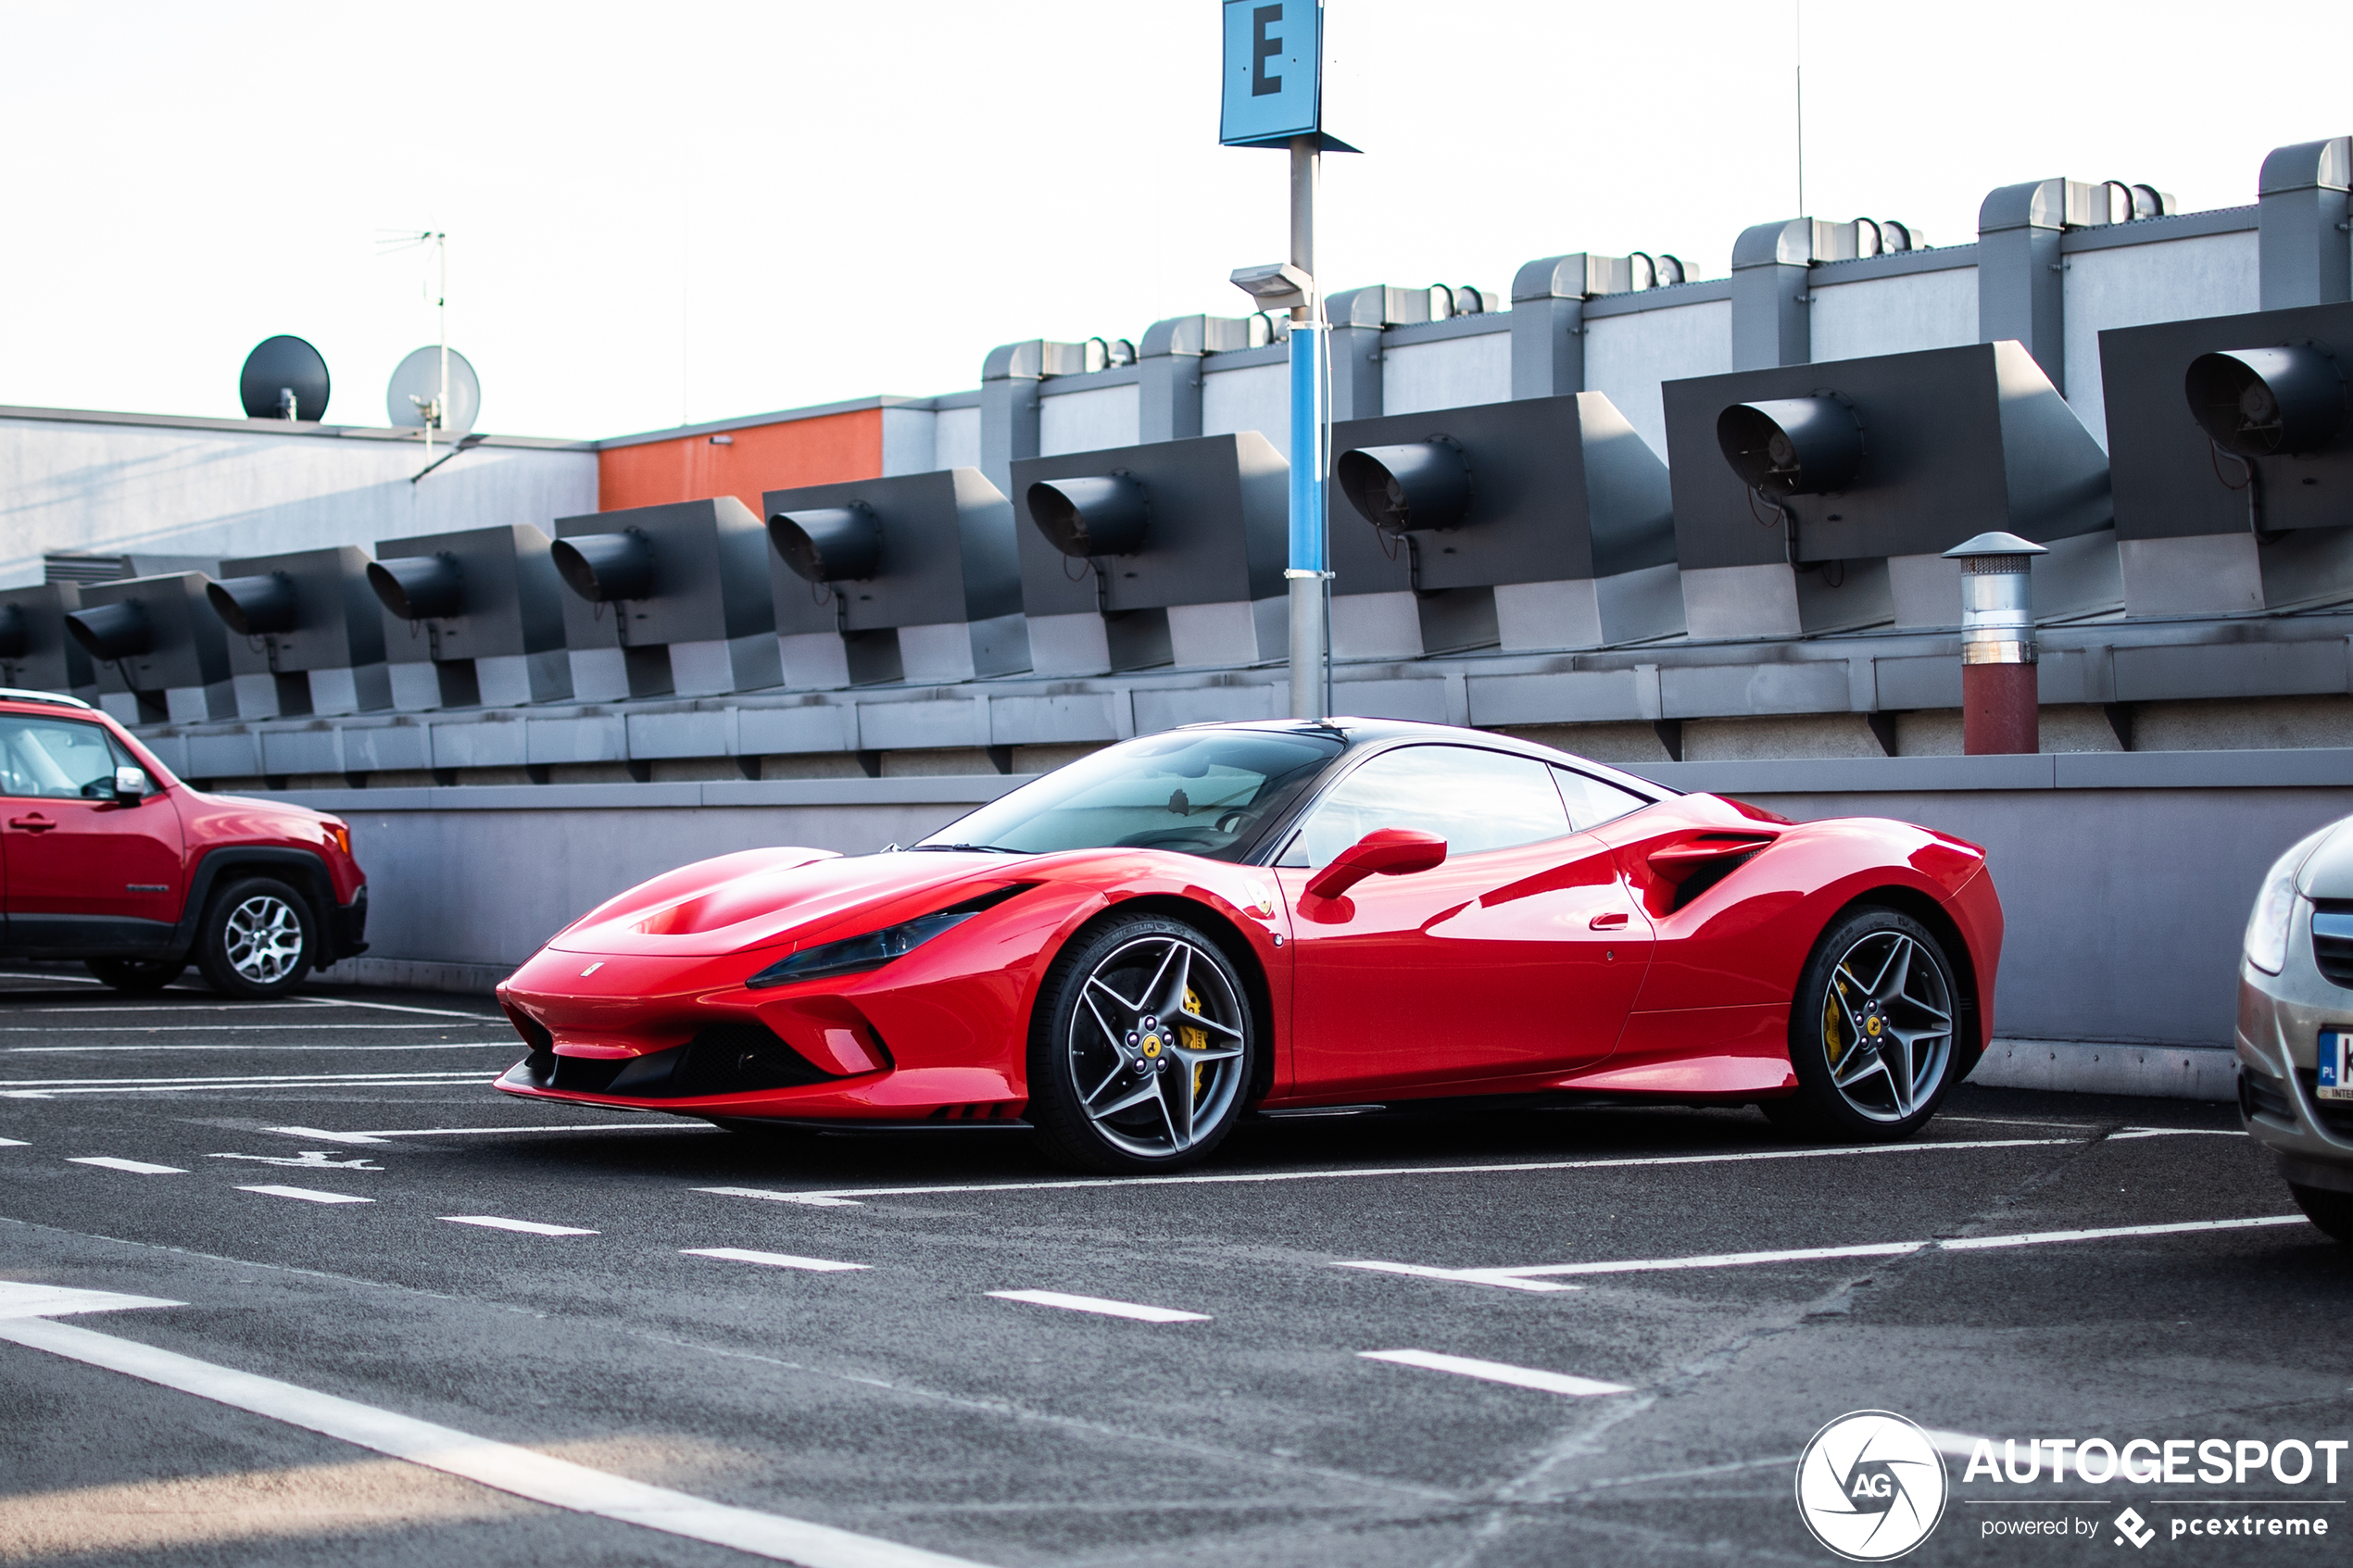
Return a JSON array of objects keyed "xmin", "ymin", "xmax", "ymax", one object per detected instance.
[
  {"xmin": 1182, "ymin": 987, "xmax": 1208, "ymax": 1095},
  {"xmin": 1825, "ymin": 977, "xmax": 1851, "ymax": 1068}
]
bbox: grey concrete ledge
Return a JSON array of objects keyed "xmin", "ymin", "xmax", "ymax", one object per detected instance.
[
  {"xmin": 2058, "ymin": 203, "xmax": 2258, "ymax": 254},
  {"xmin": 1382, "ymin": 312, "xmax": 1514, "ymax": 346},
  {"xmin": 1810, "ymin": 244, "xmax": 1980, "ymax": 282},
  {"xmin": 311, "ymin": 957, "xmax": 515, "ymax": 997},
  {"xmin": 247, "ymin": 774, "xmax": 1032, "ymax": 813},
  {"xmin": 1579, "ymin": 277, "xmax": 1733, "ymax": 318},
  {"xmin": 1969, "ymin": 1038, "xmax": 2237, "ymax": 1101},
  {"xmin": 1627, "ymin": 748, "xmax": 2353, "ymax": 797}
]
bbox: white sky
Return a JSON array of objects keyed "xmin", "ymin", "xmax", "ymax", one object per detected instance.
[{"xmin": 1, "ymin": 1, "xmax": 2347, "ymax": 441}]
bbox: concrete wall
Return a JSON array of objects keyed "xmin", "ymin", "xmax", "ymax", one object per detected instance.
[
  {"xmin": 268, "ymin": 750, "xmax": 2345, "ymax": 1060},
  {"xmin": 934, "ymin": 405, "xmax": 982, "ymax": 471},
  {"xmin": 1202, "ymin": 361, "xmax": 1291, "ymax": 458},
  {"xmin": 0, "ymin": 412, "xmax": 596, "ymax": 586},
  {"xmin": 2064, "ymin": 229, "xmax": 2261, "ymax": 445},
  {"xmin": 1381, "ymin": 330, "xmax": 1512, "ymax": 416},
  {"xmin": 1583, "ymin": 297, "xmax": 1733, "ymax": 459},
  {"xmin": 1038, "ymin": 383, "xmax": 1140, "ymax": 456},
  {"xmin": 1807, "ymin": 267, "xmax": 1979, "ymax": 363}
]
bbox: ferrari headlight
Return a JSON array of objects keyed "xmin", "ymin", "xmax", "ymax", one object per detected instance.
[
  {"xmin": 744, "ymin": 884, "xmax": 1031, "ymax": 990},
  {"xmin": 2246, "ymin": 827, "xmax": 2334, "ymax": 975}
]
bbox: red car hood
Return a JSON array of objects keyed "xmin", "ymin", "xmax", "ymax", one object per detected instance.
[{"xmin": 546, "ymin": 847, "xmax": 1026, "ymax": 958}]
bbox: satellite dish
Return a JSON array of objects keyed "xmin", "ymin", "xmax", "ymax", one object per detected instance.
[
  {"xmin": 239, "ymin": 335, "xmax": 330, "ymax": 421},
  {"xmin": 385, "ymin": 346, "xmax": 481, "ymax": 435}
]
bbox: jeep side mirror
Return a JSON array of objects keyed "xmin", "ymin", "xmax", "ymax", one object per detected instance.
[{"xmin": 111, "ymin": 765, "xmax": 150, "ymax": 803}]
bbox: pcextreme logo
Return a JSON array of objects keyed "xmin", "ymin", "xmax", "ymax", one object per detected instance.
[{"xmin": 1795, "ymin": 1411, "xmax": 1950, "ymax": 1562}]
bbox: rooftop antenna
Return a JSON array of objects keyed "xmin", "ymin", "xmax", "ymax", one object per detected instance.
[
  {"xmin": 377, "ymin": 228, "xmax": 450, "ymax": 467},
  {"xmin": 1793, "ymin": 0, "xmax": 1806, "ymax": 218}
]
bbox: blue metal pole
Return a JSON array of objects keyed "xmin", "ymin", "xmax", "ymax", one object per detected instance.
[{"xmin": 1285, "ymin": 129, "xmax": 1328, "ymax": 721}]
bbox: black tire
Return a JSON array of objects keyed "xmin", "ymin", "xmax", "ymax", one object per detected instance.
[
  {"xmin": 84, "ymin": 958, "xmax": 187, "ymax": 995},
  {"xmin": 1026, "ymin": 913, "xmax": 1257, "ymax": 1174},
  {"xmin": 195, "ymin": 876, "xmax": 314, "ymax": 1000},
  {"xmin": 1765, "ymin": 906, "xmax": 1960, "ymax": 1143},
  {"xmin": 2290, "ymin": 1183, "xmax": 2353, "ymax": 1243}
]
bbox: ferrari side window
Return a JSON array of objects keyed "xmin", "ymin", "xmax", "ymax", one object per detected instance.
[
  {"xmin": 1551, "ymin": 766, "xmax": 1651, "ymax": 832},
  {"xmin": 1286, "ymin": 746, "xmax": 1570, "ymax": 869}
]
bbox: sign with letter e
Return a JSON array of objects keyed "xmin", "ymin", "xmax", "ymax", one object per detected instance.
[{"xmin": 1220, "ymin": 1, "xmax": 1320, "ymax": 147}]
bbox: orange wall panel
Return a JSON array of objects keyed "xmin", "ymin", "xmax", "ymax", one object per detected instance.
[{"xmin": 597, "ymin": 407, "xmax": 884, "ymax": 517}]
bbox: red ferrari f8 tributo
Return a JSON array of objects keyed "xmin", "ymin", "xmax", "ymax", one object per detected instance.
[{"xmin": 495, "ymin": 721, "xmax": 2002, "ymax": 1171}]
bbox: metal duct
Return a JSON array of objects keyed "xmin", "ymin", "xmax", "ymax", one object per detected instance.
[
  {"xmin": 551, "ymin": 532, "xmax": 657, "ymax": 604},
  {"xmin": 769, "ymin": 504, "xmax": 884, "ymax": 584},
  {"xmin": 1717, "ymin": 398, "xmax": 1867, "ymax": 496},
  {"xmin": 367, "ymin": 555, "xmax": 466, "ymax": 621},
  {"xmin": 2185, "ymin": 346, "xmax": 2347, "ymax": 458},
  {"xmin": 1026, "ymin": 474, "xmax": 1151, "ymax": 558},
  {"xmin": 66, "ymin": 599, "xmax": 154, "ymax": 661},
  {"xmin": 206, "ymin": 572, "xmax": 299, "ymax": 636},
  {"xmin": 1335, "ymin": 441, "xmax": 1473, "ymax": 534}
]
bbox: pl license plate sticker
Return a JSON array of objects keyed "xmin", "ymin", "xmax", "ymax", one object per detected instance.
[{"xmin": 2321, "ymin": 1032, "xmax": 2353, "ymax": 1100}]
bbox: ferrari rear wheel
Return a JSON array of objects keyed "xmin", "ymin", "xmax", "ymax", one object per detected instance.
[
  {"xmin": 1768, "ymin": 906, "xmax": 1958, "ymax": 1143},
  {"xmin": 1028, "ymin": 915, "xmax": 1255, "ymax": 1173}
]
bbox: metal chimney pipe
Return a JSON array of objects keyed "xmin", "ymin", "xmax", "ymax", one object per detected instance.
[{"xmin": 1943, "ymin": 531, "xmax": 2048, "ymax": 755}]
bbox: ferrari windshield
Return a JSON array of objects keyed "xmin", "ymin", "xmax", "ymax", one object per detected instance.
[{"xmin": 914, "ymin": 728, "xmax": 1344, "ymax": 861}]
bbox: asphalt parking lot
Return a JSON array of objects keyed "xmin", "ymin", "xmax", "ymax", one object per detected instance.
[{"xmin": 0, "ymin": 969, "xmax": 2346, "ymax": 1567}]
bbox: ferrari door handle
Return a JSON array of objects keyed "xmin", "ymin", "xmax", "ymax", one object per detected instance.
[
  {"xmin": 1589, "ymin": 910, "xmax": 1629, "ymax": 930},
  {"xmin": 7, "ymin": 815, "xmax": 53, "ymax": 832}
]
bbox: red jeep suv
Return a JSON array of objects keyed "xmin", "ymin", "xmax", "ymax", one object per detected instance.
[{"xmin": 0, "ymin": 689, "xmax": 367, "ymax": 998}]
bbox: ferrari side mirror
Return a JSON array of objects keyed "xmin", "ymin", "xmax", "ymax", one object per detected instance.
[{"xmin": 1305, "ymin": 828, "xmax": 1448, "ymax": 901}]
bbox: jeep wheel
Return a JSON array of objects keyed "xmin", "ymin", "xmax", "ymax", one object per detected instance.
[{"xmin": 196, "ymin": 877, "xmax": 313, "ymax": 1000}]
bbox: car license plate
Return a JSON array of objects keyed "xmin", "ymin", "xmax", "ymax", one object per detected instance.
[{"xmin": 2321, "ymin": 1032, "xmax": 2353, "ymax": 1100}]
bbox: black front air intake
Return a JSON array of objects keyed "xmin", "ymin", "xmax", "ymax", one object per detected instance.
[{"xmin": 508, "ymin": 1021, "xmax": 841, "ymax": 1100}]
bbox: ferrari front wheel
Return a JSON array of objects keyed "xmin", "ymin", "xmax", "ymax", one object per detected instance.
[
  {"xmin": 1027, "ymin": 915, "xmax": 1255, "ymax": 1173},
  {"xmin": 1767, "ymin": 906, "xmax": 1958, "ymax": 1143}
]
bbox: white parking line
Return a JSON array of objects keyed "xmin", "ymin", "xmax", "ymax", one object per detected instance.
[
  {"xmin": 307, "ymin": 996, "xmax": 505, "ymax": 1021},
  {"xmin": 683, "ymin": 1248, "xmax": 869, "ymax": 1273},
  {"xmin": 24, "ymin": 1000, "xmax": 492, "ymax": 1018},
  {"xmin": 2108, "ymin": 1127, "xmax": 2248, "ymax": 1140},
  {"xmin": 237, "ymin": 1185, "xmax": 374, "ymax": 1205},
  {"xmin": 0, "ymin": 1304, "xmax": 988, "ymax": 1567},
  {"xmin": 271, "ymin": 1123, "xmax": 713, "ymax": 1146},
  {"xmin": 66, "ymin": 1157, "xmax": 186, "ymax": 1174},
  {"xmin": 1358, "ymin": 1349, "xmax": 1630, "ymax": 1397},
  {"xmin": 697, "ymin": 1136, "xmax": 2081, "ymax": 1208},
  {"xmin": 1, "ymin": 1070, "xmax": 491, "ymax": 1098},
  {"xmin": 0, "ymin": 1024, "xmax": 497, "ymax": 1033},
  {"xmin": 0, "ymin": 1136, "xmax": 25, "ymax": 1147},
  {"xmin": 1339, "ymin": 1214, "xmax": 2313, "ymax": 1292},
  {"xmin": 6, "ymin": 1043, "xmax": 516, "ymax": 1055},
  {"xmin": 987, "ymin": 1290, "xmax": 1209, "ymax": 1323},
  {"xmin": 440, "ymin": 1215, "xmax": 598, "ymax": 1236},
  {"xmin": 0, "ymin": 1281, "xmax": 185, "ymax": 1319}
]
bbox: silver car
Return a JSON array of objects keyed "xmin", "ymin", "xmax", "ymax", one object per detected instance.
[{"xmin": 2238, "ymin": 816, "xmax": 2353, "ymax": 1241}]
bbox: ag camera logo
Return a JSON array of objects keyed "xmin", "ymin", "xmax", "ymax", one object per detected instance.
[{"xmin": 1795, "ymin": 1411, "xmax": 1949, "ymax": 1561}]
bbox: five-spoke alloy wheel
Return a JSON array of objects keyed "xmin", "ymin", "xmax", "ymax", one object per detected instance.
[
  {"xmin": 1029, "ymin": 915, "xmax": 1256, "ymax": 1173},
  {"xmin": 196, "ymin": 876, "xmax": 314, "ymax": 1000},
  {"xmin": 1769, "ymin": 906, "xmax": 1960, "ymax": 1141}
]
